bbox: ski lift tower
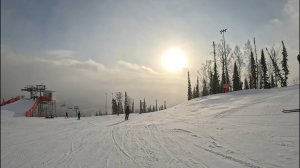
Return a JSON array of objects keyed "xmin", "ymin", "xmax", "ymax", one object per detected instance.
[
  {"xmin": 36, "ymin": 85, "xmax": 46, "ymax": 97},
  {"xmin": 21, "ymin": 85, "xmax": 37, "ymax": 99},
  {"xmin": 39, "ymin": 90, "xmax": 56, "ymax": 118},
  {"xmin": 74, "ymin": 106, "xmax": 79, "ymax": 117},
  {"xmin": 21, "ymin": 84, "xmax": 56, "ymax": 118}
]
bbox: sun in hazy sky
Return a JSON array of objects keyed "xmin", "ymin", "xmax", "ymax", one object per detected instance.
[{"xmin": 161, "ymin": 48, "xmax": 188, "ymax": 72}]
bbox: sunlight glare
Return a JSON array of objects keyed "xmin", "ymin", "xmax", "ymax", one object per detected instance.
[{"xmin": 162, "ymin": 48, "xmax": 188, "ymax": 72}]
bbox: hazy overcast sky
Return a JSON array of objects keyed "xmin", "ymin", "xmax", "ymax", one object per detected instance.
[{"xmin": 1, "ymin": 0, "xmax": 299, "ymax": 115}]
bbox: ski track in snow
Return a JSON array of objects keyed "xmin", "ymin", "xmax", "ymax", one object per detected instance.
[
  {"xmin": 111, "ymin": 126, "xmax": 140, "ymax": 167},
  {"xmin": 1, "ymin": 85, "xmax": 299, "ymax": 168}
]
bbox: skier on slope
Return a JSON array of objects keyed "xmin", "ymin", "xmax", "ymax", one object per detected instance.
[
  {"xmin": 125, "ymin": 106, "xmax": 130, "ymax": 121},
  {"xmin": 65, "ymin": 112, "xmax": 68, "ymax": 119},
  {"xmin": 77, "ymin": 111, "xmax": 80, "ymax": 120}
]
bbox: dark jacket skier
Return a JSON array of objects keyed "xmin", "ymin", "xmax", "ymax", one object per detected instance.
[
  {"xmin": 78, "ymin": 111, "xmax": 80, "ymax": 120},
  {"xmin": 125, "ymin": 106, "xmax": 130, "ymax": 121},
  {"xmin": 65, "ymin": 112, "xmax": 68, "ymax": 119}
]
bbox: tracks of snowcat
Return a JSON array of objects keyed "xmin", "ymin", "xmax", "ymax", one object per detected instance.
[
  {"xmin": 143, "ymin": 120, "xmax": 210, "ymax": 168},
  {"xmin": 62, "ymin": 116, "xmax": 262, "ymax": 168},
  {"xmin": 111, "ymin": 125, "xmax": 140, "ymax": 168},
  {"xmin": 167, "ymin": 123, "xmax": 262, "ymax": 168}
]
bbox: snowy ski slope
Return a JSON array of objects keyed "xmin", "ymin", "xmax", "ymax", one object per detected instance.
[{"xmin": 1, "ymin": 85, "xmax": 299, "ymax": 168}]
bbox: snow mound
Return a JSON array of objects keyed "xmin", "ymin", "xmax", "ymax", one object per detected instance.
[{"xmin": 1, "ymin": 99, "xmax": 34, "ymax": 118}]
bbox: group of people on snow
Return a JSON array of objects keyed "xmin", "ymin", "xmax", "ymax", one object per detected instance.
[
  {"xmin": 64, "ymin": 107, "xmax": 130, "ymax": 121},
  {"xmin": 64, "ymin": 111, "xmax": 80, "ymax": 120}
]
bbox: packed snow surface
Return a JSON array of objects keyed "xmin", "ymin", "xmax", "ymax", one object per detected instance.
[{"xmin": 1, "ymin": 86, "xmax": 299, "ymax": 168}]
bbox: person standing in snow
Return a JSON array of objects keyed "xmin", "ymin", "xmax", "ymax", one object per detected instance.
[
  {"xmin": 77, "ymin": 111, "xmax": 80, "ymax": 120},
  {"xmin": 125, "ymin": 106, "xmax": 130, "ymax": 121},
  {"xmin": 65, "ymin": 112, "xmax": 68, "ymax": 119}
]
